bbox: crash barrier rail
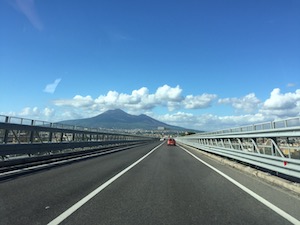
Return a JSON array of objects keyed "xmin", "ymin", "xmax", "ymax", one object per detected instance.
[
  {"xmin": 202, "ymin": 117, "xmax": 300, "ymax": 135},
  {"xmin": 176, "ymin": 117, "xmax": 300, "ymax": 179},
  {"xmin": 0, "ymin": 115, "xmax": 155, "ymax": 159}
]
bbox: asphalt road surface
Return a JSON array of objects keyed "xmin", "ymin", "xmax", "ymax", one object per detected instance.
[{"xmin": 1, "ymin": 141, "xmax": 299, "ymax": 225}]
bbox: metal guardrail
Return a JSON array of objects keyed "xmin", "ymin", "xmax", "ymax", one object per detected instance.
[
  {"xmin": 0, "ymin": 140, "xmax": 142, "ymax": 156},
  {"xmin": 0, "ymin": 114, "xmax": 144, "ymax": 134},
  {"xmin": 201, "ymin": 117, "xmax": 300, "ymax": 135},
  {"xmin": 176, "ymin": 116, "xmax": 300, "ymax": 179},
  {"xmin": 0, "ymin": 115, "xmax": 156, "ymax": 159}
]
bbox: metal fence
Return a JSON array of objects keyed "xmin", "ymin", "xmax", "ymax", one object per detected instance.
[
  {"xmin": 201, "ymin": 117, "xmax": 300, "ymax": 135},
  {"xmin": 176, "ymin": 116, "xmax": 300, "ymax": 179},
  {"xmin": 0, "ymin": 115, "xmax": 155, "ymax": 159}
]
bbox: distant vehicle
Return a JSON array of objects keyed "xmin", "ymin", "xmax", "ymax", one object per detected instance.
[{"xmin": 167, "ymin": 138, "xmax": 176, "ymax": 146}]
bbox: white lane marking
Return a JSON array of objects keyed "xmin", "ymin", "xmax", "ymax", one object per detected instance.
[
  {"xmin": 48, "ymin": 142, "xmax": 164, "ymax": 225},
  {"xmin": 180, "ymin": 146, "xmax": 300, "ymax": 225}
]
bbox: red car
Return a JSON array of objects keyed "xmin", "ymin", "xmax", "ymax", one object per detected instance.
[{"xmin": 167, "ymin": 138, "xmax": 176, "ymax": 146}]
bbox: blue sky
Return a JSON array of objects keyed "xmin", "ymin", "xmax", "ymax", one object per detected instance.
[{"xmin": 1, "ymin": 0, "xmax": 300, "ymax": 131}]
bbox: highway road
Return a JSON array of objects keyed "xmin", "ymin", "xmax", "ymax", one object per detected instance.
[{"xmin": 1, "ymin": 141, "xmax": 300, "ymax": 225}]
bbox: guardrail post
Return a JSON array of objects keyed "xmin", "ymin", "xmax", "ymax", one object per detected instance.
[
  {"xmin": 271, "ymin": 121, "xmax": 275, "ymax": 129},
  {"xmin": 2, "ymin": 116, "xmax": 9, "ymax": 144},
  {"xmin": 284, "ymin": 120, "xmax": 287, "ymax": 128},
  {"xmin": 237, "ymin": 138, "xmax": 244, "ymax": 151},
  {"xmin": 29, "ymin": 120, "xmax": 35, "ymax": 143},
  {"xmin": 48, "ymin": 123, "xmax": 53, "ymax": 143},
  {"xmin": 5, "ymin": 116, "xmax": 10, "ymax": 123},
  {"xmin": 60, "ymin": 132, "xmax": 64, "ymax": 142}
]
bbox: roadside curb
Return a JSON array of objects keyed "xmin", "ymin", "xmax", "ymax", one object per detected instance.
[{"xmin": 179, "ymin": 143, "xmax": 300, "ymax": 195}]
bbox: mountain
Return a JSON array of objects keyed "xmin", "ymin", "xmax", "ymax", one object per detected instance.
[{"xmin": 59, "ymin": 109, "xmax": 192, "ymax": 131}]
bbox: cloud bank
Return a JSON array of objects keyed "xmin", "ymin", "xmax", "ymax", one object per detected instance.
[
  {"xmin": 53, "ymin": 85, "xmax": 217, "ymax": 112},
  {"xmin": 7, "ymin": 86, "xmax": 300, "ymax": 131},
  {"xmin": 260, "ymin": 88, "xmax": 300, "ymax": 117},
  {"xmin": 218, "ymin": 93, "xmax": 261, "ymax": 113}
]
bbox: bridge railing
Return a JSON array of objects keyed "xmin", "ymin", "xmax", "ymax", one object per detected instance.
[
  {"xmin": 0, "ymin": 115, "xmax": 116, "ymax": 132},
  {"xmin": 176, "ymin": 116, "xmax": 300, "ymax": 179},
  {"xmin": 0, "ymin": 115, "xmax": 155, "ymax": 159},
  {"xmin": 201, "ymin": 117, "xmax": 300, "ymax": 135}
]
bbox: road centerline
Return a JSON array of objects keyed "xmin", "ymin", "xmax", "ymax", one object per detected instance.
[
  {"xmin": 179, "ymin": 146, "xmax": 300, "ymax": 225},
  {"xmin": 47, "ymin": 142, "xmax": 164, "ymax": 225}
]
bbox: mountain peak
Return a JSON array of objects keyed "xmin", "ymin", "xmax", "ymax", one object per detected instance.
[
  {"xmin": 60, "ymin": 109, "xmax": 192, "ymax": 131},
  {"xmin": 102, "ymin": 109, "xmax": 127, "ymax": 115}
]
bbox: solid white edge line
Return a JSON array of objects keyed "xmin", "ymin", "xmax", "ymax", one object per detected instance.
[
  {"xmin": 180, "ymin": 146, "xmax": 300, "ymax": 225},
  {"xmin": 47, "ymin": 142, "xmax": 164, "ymax": 225}
]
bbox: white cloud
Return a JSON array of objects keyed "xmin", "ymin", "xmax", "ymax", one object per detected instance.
[
  {"xmin": 215, "ymin": 89, "xmax": 300, "ymax": 128},
  {"xmin": 44, "ymin": 78, "xmax": 62, "ymax": 94},
  {"xmin": 218, "ymin": 93, "xmax": 261, "ymax": 113},
  {"xmin": 153, "ymin": 85, "xmax": 183, "ymax": 111},
  {"xmin": 260, "ymin": 88, "xmax": 300, "ymax": 117},
  {"xmin": 73, "ymin": 95, "xmax": 94, "ymax": 107},
  {"xmin": 17, "ymin": 107, "xmax": 55, "ymax": 120},
  {"xmin": 263, "ymin": 88, "xmax": 299, "ymax": 109},
  {"xmin": 50, "ymin": 85, "xmax": 288, "ymax": 130},
  {"xmin": 19, "ymin": 107, "xmax": 39, "ymax": 117},
  {"xmin": 53, "ymin": 85, "xmax": 216, "ymax": 113},
  {"xmin": 155, "ymin": 112, "xmax": 196, "ymax": 128},
  {"xmin": 154, "ymin": 112, "xmax": 268, "ymax": 131},
  {"xmin": 183, "ymin": 94, "xmax": 217, "ymax": 109},
  {"xmin": 94, "ymin": 88, "xmax": 154, "ymax": 111},
  {"xmin": 43, "ymin": 107, "xmax": 55, "ymax": 117},
  {"xmin": 10, "ymin": 85, "xmax": 300, "ymax": 131},
  {"xmin": 103, "ymin": 91, "xmax": 119, "ymax": 103},
  {"xmin": 155, "ymin": 85, "xmax": 183, "ymax": 102}
]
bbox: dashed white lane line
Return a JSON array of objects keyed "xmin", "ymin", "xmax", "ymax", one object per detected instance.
[
  {"xmin": 47, "ymin": 142, "xmax": 164, "ymax": 225},
  {"xmin": 180, "ymin": 146, "xmax": 300, "ymax": 225}
]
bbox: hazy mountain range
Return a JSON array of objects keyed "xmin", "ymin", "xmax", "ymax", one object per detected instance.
[{"xmin": 59, "ymin": 109, "xmax": 195, "ymax": 131}]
